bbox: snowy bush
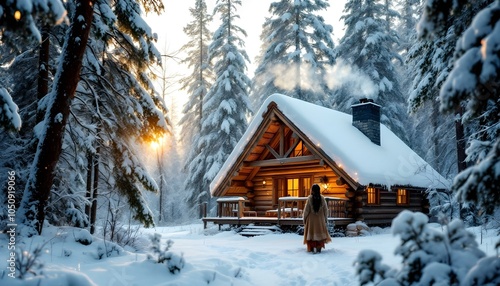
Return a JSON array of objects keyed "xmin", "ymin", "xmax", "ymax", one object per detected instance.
[
  {"xmin": 62, "ymin": 249, "xmax": 72, "ymax": 257},
  {"xmin": 354, "ymin": 210, "xmax": 500, "ymax": 285},
  {"xmin": 15, "ymin": 245, "xmax": 45, "ymax": 279},
  {"xmin": 74, "ymin": 229, "xmax": 92, "ymax": 245},
  {"xmin": 147, "ymin": 233, "xmax": 185, "ymax": 274},
  {"xmin": 95, "ymin": 242, "xmax": 123, "ymax": 260},
  {"xmin": 65, "ymin": 201, "xmax": 88, "ymax": 228},
  {"xmin": 426, "ymin": 188, "xmax": 460, "ymax": 223}
]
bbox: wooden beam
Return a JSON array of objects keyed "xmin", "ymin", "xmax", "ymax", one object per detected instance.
[
  {"xmin": 245, "ymin": 155, "xmax": 320, "ymax": 167},
  {"xmin": 265, "ymin": 144, "xmax": 281, "ymax": 159},
  {"xmin": 284, "ymin": 136, "xmax": 301, "ymax": 158},
  {"xmin": 279, "ymin": 125, "xmax": 285, "ymax": 156},
  {"xmin": 258, "ymin": 166, "xmax": 327, "ymax": 176}
]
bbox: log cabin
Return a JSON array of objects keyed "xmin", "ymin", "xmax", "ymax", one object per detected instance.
[{"xmin": 203, "ymin": 94, "xmax": 449, "ymax": 229}]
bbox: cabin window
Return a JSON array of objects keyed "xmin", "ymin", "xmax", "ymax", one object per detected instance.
[
  {"xmin": 397, "ymin": 188, "xmax": 409, "ymax": 205},
  {"xmin": 367, "ymin": 187, "xmax": 379, "ymax": 205},
  {"xmin": 303, "ymin": 177, "xmax": 311, "ymax": 195},
  {"xmin": 273, "ymin": 177, "xmax": 312, "ymax": 206},
  {"xmin": 287, "ymin": 178, "xmax": 299, "ymax": 196}
]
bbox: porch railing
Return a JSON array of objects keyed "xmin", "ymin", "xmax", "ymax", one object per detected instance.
[
  {"xmin": 277, "ymin": 196, "xmax": 349, "ymax": 219},
  {"xmin": 216, "ymin": 197, "xmax": 248, "ymax": 218},
  {"xmin": 216, "ymin": 196, "xmax": 349, "ymax": 219}
]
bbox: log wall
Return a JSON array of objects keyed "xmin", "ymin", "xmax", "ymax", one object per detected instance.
[{"xmin": 357, "ymin": 187, "xmax": 428, "ymax": 226}]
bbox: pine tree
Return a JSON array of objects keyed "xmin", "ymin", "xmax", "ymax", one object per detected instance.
[
  {"xmin": 178, "ymin": 1, "xmax": 214, "ymax": 217},
  {"xmin": 252, "ymin": 0, "xmax": 336, "ymax": 109},
  {"xmin": 73, "ymin": 0, "xmax": 170, "ymax": 229},
  {"xmin": 419, "ymin": 0, "xmax": 499, "ymax": 215},
  {"xmin": 179, "ymin": 0, "xmax": 213, "ymax": 219},
  {"xmin": 0, "ymin": 0, "xmax": 66, "ymax": 45},
  {"xmin": 179, "ymin": 0, "xmax": 214, "ymax": 149},
  {"xmin": 0, "ymin": 48, "xmax": 41, "ymax": 231},
  {"xmin": 185, "ymin": 0, "xmax": 252, "ymax": 216},
  {"xmin": 335, "ymin": 0, "xmax": 409, "ymax": 143},
  {"xmin": 7, "ymin": 0, "xmax": 167, "ymax": 235},
  {"xmin": 398, "ymin": 0, "xmax": 457, "ymax": 178}
]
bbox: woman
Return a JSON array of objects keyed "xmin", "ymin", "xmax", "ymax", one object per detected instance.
[{"xmin": 303, "ymin": 184, "xmax": 331, "ymax": 253}]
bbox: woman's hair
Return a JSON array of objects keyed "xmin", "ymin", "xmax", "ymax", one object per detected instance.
[{"xmin": 311, "ymin": 184, "xmax": 321, "ymax": 213}]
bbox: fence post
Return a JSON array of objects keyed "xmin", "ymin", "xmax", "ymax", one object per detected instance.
[{"xmin": 201, "ymin": 202, "xmax": 207, "ymax": 218}]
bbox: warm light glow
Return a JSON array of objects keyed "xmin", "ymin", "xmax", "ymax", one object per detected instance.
[
  {"xmin": 149, "ymin": 133, "xmax": 167, "ymax": 150},
  {"xmin": 397, "ymin": 188, "xmax": 408, "ymax": 204},
  {"xmin": 481, "ymin": 39, "xmax": 487, "ymax": 59},
  {"xmin": 262, "ymin": 180, "xmax": 266, "ymax": 185},
  {"xmin": 367, "ymin": 187, "xmax": 377, "ymax": 204},
  {"xmin": 14, "ymin": 11, "xmax": 21, "ymax": 21},
  {"xmin": 322, "ymin": 183, "xmax": 328, "ymax": 190}
]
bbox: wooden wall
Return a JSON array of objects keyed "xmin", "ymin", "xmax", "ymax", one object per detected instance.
[{"xmin": 358, "ymin": 187, "xmax": 428, "ymax": 226}]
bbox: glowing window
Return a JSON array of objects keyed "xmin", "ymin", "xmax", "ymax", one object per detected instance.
[
  {"xmin": 367, "ymin": 187, "xmax": 378, "ymax": 204},
  {"xmin": 397, "ymin": 189, "xmax": 409, "ymax": 205},
  {"xmin": 287, "ymin": 178, "xmax": 299, "ymax": 197}
]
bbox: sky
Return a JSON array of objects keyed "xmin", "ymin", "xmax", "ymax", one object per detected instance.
[
  {"xmin": 145, "ymin": 0, "xmax": 347, "ymax": 126},
  {"xmin": 1, "ymin": 221, "xmax": 497, "ymax": 285}
]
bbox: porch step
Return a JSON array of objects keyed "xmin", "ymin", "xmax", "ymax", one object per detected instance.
[{"xmin": 238, "ymin": 224, "xmax": 281, "ymax": 237}]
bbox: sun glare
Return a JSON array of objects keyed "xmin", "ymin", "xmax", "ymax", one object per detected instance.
[{"xmin": 149, "ymin": 133, "xmax": 167, "ymax": 151}]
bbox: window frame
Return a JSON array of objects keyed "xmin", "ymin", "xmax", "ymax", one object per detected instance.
[
  {"xmin": 273, "ymin": 176, "xmax": 312, "ymax": 206},
  {"xmin": 366, "ymin": 187, "xmax": 380, "ymax": 205},
  {"xmin": 396, "ymin": 188, "xmax": 409, "ymax": 205}
]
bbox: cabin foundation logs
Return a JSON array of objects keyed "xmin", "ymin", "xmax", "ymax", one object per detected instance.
[
  {"xmin": 344, "ymin": 188, "xmax": 359, "ymax": 220},
  {"xmin": 346, "ymin": 189, "xmax": 364, "ymax": 221}
]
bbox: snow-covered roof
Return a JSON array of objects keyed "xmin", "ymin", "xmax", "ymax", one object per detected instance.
[{"xmin": 210, "ymin": 94, "xmax": 450, "ymax": 194}]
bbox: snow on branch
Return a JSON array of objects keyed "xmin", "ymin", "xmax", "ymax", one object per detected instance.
[{"xmin": 0, "ymin": 87, "xmax": 21, "ymax": 131}]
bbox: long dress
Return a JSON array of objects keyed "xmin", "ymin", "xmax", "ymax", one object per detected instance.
[{"xmin": 302, "ymin": 195, "xmax": 332, "ymax": 252}]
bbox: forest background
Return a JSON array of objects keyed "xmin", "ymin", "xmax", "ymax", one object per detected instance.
[{"xmin": 0, "ymin": 0, "xmax": 498, "ymax": 252}]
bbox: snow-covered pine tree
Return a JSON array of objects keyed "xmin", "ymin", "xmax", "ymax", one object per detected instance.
[
  {"xmin": 0, "ymin": 0, "xmax": 66, "ymax": 45},
  {"xmin": 408, "ymin": 1, "xmax": 492, "ymax": 180},
  {"xmin": 10, "ymin": 0, "xmax": 166, "ymax": 235},
  {"xmin": 334, "ymin": 0, "xmax": 409, "ymax": 143},
  {"xmin": 0, "ymin": 48, "xmax": 43, "ymax": 231},
  {"xmin": 179, "ymin": 0, "xmax": 214, "ymax": 150},
  {"xmin": 354, "ymin": 211, "xmax": 498, "ymax": 286},
  {"xmin": 399, "ymin": 0, "xmax": 458, "ymax": 179},
  {"xmin": 71, "ymin": 0, "xmax": 170, "ymax": 229},
  {"xmin": 418, "ymin": 0, "xmax": 499, "ymax": 216},
  {"xmin": 252, "ymin": 0, "xmax": 336, "ymax": 109},
  {"xmin": 185, "ymin": 0, "xmax": 252, "ymax": 216},
  {"xmin": 178, "ymin": 0, "xmax": 214, "ymax": 218}
]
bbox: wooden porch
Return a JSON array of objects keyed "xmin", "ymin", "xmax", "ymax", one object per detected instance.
[{"xmin": 202, "ymin": 196, "xmax": 354, "ymax": 229}]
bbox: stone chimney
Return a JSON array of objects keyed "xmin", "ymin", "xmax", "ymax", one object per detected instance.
[{"xmin": 352, "ymin": 98, "xmax": 381, "ymax": 145}]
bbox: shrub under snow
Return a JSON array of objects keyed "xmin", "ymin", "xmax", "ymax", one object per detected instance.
[
  {"xmin": 147, "ymin": 233, "xmax": 185, "ymax": 274},
  {"xmin": 354, "ymin": 210, "xmax": 500, "ymax": 285},
  {"xmin": 74, "ymin": 229, "xmax": 92, "ymax": 246}
]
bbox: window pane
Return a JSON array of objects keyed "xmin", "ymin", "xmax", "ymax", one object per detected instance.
[
  {"xmin": 302, "ymin": 177, "xmax": 311, "ymax": 196},
  {"xmin": 367, "ymin": 187, "xmax": 376, "ymax": 204},
  {"xmin": 287, "ymin": 178, "xmax": 299, "ymax": 197},
  {"xmin": 397, "ymin": 189, "xmax": 407, "ymax": 204}
]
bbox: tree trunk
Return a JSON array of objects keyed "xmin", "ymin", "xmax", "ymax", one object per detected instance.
[
  {"xmin": 295, "ymin": 11, "xmax": 301, "ymax": 100},
  {"xmin": 90, "ymin": 144, "xmax": 100, "ymax": 234},
  {"xmin": 37, "ymin": 26, "xmax": 50, "ymax": 124},
  {"xmin": 455, "ymin": 107, "xmax": 467, "ymax": 172},
  {"xmin": 85, "ymin": 152, "xmax": 93, "ymax": 222},
  {"xmin": 20, "ymin": 1, "xmax": 95, "ymax": 235}
]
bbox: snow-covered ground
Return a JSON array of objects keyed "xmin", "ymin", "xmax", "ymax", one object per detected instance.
[{"xmin": 0, "ymin": 222, "xmax": 498, "ymax": 285}]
